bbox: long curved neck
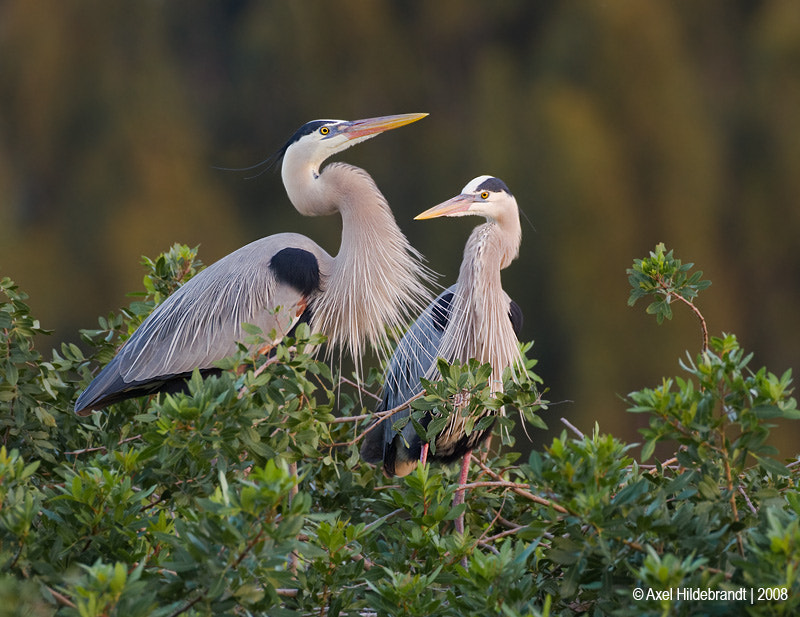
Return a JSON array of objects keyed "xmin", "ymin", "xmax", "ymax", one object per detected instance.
[
  {"xmin": 441, "ymin": 219, "xmax": 523, "ymax": 388},
  {"xmin": 309, "ymin": 162, "xmax": 434, "ymax": 369},
  {"xmin": 281, "ymin": 145, "xmax": 338, "ymax": 216}
]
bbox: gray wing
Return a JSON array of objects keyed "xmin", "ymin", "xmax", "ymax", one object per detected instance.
[
  {"xmin": 360, "ymin": 286, "xmax": 525, "ymax": 476},
  {"xmin": 75, "ymin": 233, "xmax": 332, "ymax": 414},
  {"xmin": 360, "ymin": 284, "xmax": 457, "ymax": 474}
]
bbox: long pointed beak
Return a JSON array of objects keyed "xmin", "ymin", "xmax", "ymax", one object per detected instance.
[
  {"xmin": 341, "ymin": 112, "xmax": 428, "ymax": 140},
  {"xmin": 414, "ymin": 194, "xmax": 473, "ymax": 220}
]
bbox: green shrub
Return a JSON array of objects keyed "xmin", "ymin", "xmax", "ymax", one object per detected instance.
[{"xmin": 1, "ymin": 243, "xmax": 797, "ymax": 616}]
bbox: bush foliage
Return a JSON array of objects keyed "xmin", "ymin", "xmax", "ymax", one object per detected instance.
[{"xmin": 1, "ymin": 243, "xmax": 798, "ymax": 616}]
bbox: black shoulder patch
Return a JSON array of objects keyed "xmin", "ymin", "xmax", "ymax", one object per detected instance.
[
  {"xmin": 477, "ymin": 176, "xmax": 512, "ymax": 196},
  {"xmin": 270, "ymin": 247, "xmax": 321, "ymax": 296},
  {"xmin": 431, "ymin": 292, "xmax": 454, "ymax": 332},
  {"xmin": 508, "ymin": 300, "xmax": 523, "ymax": 337}
]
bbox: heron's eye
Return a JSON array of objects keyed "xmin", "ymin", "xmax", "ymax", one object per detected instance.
[
  {"xmin": 480, "ymin": 191, "xmax": 490, "ymax": 200},
  {"xmin": 320, "ymin": 126, "xmax": 330, "ymax": 135}
]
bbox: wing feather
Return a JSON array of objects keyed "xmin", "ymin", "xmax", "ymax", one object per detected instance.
[
  {"xmin": 75, "ymin": 233, "xmax": 331, "ymax": 413},
  {"xmin": 361, "ymin": 285, "xmax": 524, "ymax": 475},
  {"xmin": 360, "ymin": 285, "xmax": 456, "ymax": 472}
]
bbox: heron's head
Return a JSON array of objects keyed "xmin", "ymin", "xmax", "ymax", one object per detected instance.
[
  {"xmin": 278, "ymin": 114, "xmax": 427, "ymax": 175},
  {"xmin": 277, "ymin": 113, "xmax": 427, "ymax": 215},
  {"xmin": 415, "ymin": 175, "xmax": 519, "ymax": 227},
  {"xmin": 417, "ymin": 175, "xmax": 522, "ymax": 270}
]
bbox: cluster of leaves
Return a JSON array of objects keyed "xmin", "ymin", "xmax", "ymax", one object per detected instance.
[
  {"xmin": 400, "ymin": 352, "xmax": 546, "ymax": 459},
  {"xmin": 627, "ymin": 243, "xmax": 712, "ymax": 324},
  {"xmin": 1, "ymin": 244, "xmax": 798, "ymax": 616}
]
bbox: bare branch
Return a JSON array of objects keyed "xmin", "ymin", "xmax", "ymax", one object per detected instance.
[
  {"xmin": 64, "ymin": 434, "xmax": 143, "ymax": 456},
  {"xmin": 738, "ymin": 485, "xmax": 758, "ymax": 516},
  {"xmin": 326, "ymin": 393, "xmax": 423, "ymax": 447},
  {"xmin": 329, "ymin": 413, "xmax": 372, "ymax": 424},
  {"xmin": 338, "ymin": 375, "xmax": 382, "ymax": 402},
  {"xmin": 478, "ymin": 526, "xmax": 527, "ymax": 545},
  {"xmin": 470, "ymin": 455, "xmax": 568, "ymax": 514},
  {"xmin": 560, "ymin": 417, "xmax": 585, "ymax": 439},
  {"xmin": 654, "ymin": 274, "xmax": 709, "ymax": 352},
  {"xmin": 46, "ymin": 586, "xmax": 77, "ymax": 608}
]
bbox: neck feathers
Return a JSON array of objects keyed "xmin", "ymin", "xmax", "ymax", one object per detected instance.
[
  {"xmin": 439, "ymin": 221, "xmax": 523, "ymax": 390},
  {"xmin": 311, "ymin": 163, "xmax": 436, "ymax": 369}
]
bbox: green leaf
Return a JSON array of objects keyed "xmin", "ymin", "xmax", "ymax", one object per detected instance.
[
  {"xmin": 753, "ymin": 455, "xmax": 790, "ymax": 477},
  {"xmin": 241, "ymin": 322, "xmax": 263, "ymax": 336}
]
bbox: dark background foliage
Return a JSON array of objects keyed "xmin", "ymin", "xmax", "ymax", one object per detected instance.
[{"xmin": 1, "ymin": 1, "xmax": 798, "ymax": 453}]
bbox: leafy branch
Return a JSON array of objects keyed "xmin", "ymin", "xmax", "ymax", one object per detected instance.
[
  {"xmin": 627, "ymin": 242, "xmax": 711, "ymax": 351},
  {"xmin": 1, "ymin": 243, "xmax": 798, "ymax": 616}
]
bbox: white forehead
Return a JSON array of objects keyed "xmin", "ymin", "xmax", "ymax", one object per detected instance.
[
  {"xmin": 461, "ymin": 175, "xmax": 513, "ymax": 197},
  {"xmin": 462, "ymin": 175, "xmax": 495, "ymax": 193}
]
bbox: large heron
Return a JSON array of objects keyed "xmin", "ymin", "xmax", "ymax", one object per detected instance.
[
  {"xmin": 75, "ymin": 113, "xmax": 434, "ymax": 415},
  {"xmin": 361, "ymin": 175, "xmax": 525, "ymax": 522}
]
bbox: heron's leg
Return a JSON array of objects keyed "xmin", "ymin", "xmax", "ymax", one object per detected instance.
[
  {"xmin": 453, "ymin": 450, "xmax": 471, "ymax": 535},
  {"xmin": 420, "ymin": 442, "xmax": 429, "ymax": 466}
]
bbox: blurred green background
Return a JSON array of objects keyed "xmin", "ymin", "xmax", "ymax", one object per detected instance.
[{"xmin": 1, "ymin": 1, "xmax": 798, "ymax": 456}]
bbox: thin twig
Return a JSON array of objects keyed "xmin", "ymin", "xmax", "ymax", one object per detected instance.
[
  {"xmin": 496, "ymin": 515, "xmax": 523, "ymax": 530},
  {"xmin": 638, "ymin": 456, "xmax": 682, "ymax": 476},
  {"xmin": 475, "ymin": 494, "xmax": 507, "ymax": 541},
  {"xmin": 64, "ymin": 434, "xmax": 143, "ymax": 456},
  {"xmin": 329, "ymin": 413, "xmax": 372, "ymax": 424},
  {"xmin": 231, "ymin": 528, "xmax": 266, "ymax": 571},
  {"xmin": 46, "ymin": 586, "xmax": 76, "ymax": 608},
  {"xmin": 338, "ymin": 376, "xmax": 382, "ymax": 402},
  {"xmin": 329, "ymin": 391, "xmax": 426, "ymax": 425},
  {"xmin": 738, "ymin": 485, "xmax": 758, "ymax": 516},
  {"xmin": 621, "ymin": 537, "xmax": 646, "ymax": 553},
  {"xmin": 478, "ymin": 526, "xmax": 527, "ymax": 545},
  {"xmin": 168, "ymin": 592, "xmax": 205, "ymax": 617},
  {"xmin": 288, "ymin": 460, "xmax": 299, "ymax": 575},
  {"xmin": 8, "ymin": 543, "xmax": 23, "ymax": 570},
  {"xmin": 236, "ymin": 355, "xmax": 280, "ymax": 398},
  {"xmin": 470, "ymin": 455, "xmax": 568, "ymax": 514},
  {"xmin": 478, "ymin": 542, "xmax": 502, "ymax": 556},
  {"xmin": 560, "ymin": 417, "xmax": 585, "ymax": 439},
  {"xmin": 655, "ymin": 275, "xmax": 709, "ymax": 352},
  {"xmin": 722, "ymin": 445, "xmax": 745, "ymax": 557},
  {"xmin": 327, "ymin": 393, "xmax": 423, "ymax": 447},
  {"xmin": 460, "ymin": 480, "xmax": 539, "ymax": 492}
]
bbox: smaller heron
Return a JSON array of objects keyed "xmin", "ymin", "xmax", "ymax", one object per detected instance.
[{"xmin": 361, "ymin": 175, "xmax": 526, "ymax": 528}]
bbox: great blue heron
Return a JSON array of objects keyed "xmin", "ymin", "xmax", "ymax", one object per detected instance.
[
  {"xmin": 360, "ymin": 175, "xmax": 524, "ymax": 522},
  {"xmin": 75, "ymin": 113, "xmax": 434, "ymax": 415}
]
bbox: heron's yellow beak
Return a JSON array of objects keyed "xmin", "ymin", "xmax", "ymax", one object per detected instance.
[
  {"xmin": 342, "ymin": 113, "xmax": 428, "ymax": 140},
  {"xmin": 415, "ymin": 194, "xmax": 474, "ymax": 220}
]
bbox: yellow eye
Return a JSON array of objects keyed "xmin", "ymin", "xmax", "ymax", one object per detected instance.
[
  {"xmin": 320, "ymin": 126, "xmax": 330, "ymax": 135},
  {"xmin": 480, "ymin": 191, "xmax": 490, "ymax": 199}
]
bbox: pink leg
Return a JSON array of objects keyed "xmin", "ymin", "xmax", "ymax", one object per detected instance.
[
  {"xmin": 420, "ymin": 442, "xmax": 429, "ymax": 466},
  {"xmin": 453, "ymin": 450, "xmax": 471, "ymax": 535}
]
